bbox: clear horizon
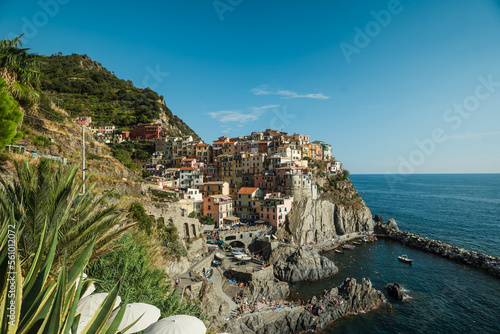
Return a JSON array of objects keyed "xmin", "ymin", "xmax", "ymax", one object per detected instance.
[{"xmin": 1, "ymin": 0, "xmax": 500, "ymax": 174}]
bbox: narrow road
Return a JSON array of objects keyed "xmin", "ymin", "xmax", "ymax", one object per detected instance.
[{"xmin": 175, "ymin": 253, "xmax": 237, "ymax": 317}]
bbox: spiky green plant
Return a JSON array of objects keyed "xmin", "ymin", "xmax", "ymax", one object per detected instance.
[
  {"xmin": 0, "ymin": 158, "xmax": 134, "ymax": 271},
  {"xmin": 0, "ymin": 213, "xmax": 138, "ymax": 334}
]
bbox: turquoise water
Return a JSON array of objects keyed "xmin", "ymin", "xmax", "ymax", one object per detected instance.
[{"xmin": 292, "ymin": 174, "xmax": 500, "ymax": 333}]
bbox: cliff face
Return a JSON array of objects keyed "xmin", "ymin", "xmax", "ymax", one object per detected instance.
[{"xmin": 281, "ymin": 181, "xmax": 373, "ymax": 245}]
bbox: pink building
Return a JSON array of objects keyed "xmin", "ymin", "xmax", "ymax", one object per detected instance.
[
  {"xmin": 259, "ymin": 195, "xmax": 294, "ymax": 227},
  {"xmin": 129, "ymin": 123, "xmax": 163, "ymax": 141},
  {"xmin": 180, "ymin": 157, "xmax": 199, "ymax": 169},
  {"xmin": 75, "ymin": 116, "xmax": 92, "ymax": 127},
  {"xmin": 203, "ymin": 194, "xmax": 234, "ymax": 227}
]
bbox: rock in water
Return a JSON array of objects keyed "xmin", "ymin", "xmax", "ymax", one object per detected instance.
[
  {"xmin": 273, "ymin": 247, "xmax": 338, "ymax": 282},
  {"xmin": 386, "ymin": 283, "xmax": 407, "ymax": 301},
  {"xmin": 374, "ymin": 214, "xmax": 384, "ymax": 222},
  {"xmin": 386, "ymin": 218, "xmax": 399, "ymax": 231}
]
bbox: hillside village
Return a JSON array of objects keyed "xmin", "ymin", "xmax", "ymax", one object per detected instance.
[{"xmin": 75, "ymin": 116, "xmax": 343, "ymax": 232}]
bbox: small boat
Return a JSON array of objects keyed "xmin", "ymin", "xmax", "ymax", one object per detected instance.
[
  {"xmin": 335, "ymin": 249, "xmax": 344, "ymax": 254},
  {"xmin": 234, "ymin": 254, "xmax": 252, "ymax": 262},
  {"xmin": 214, "ymin": 252, "xmax": 225, "ymax": 260},
  {"xmin": 353, "ymin": 241, "xmax": 361, "ymax": 245},
  {"xmin": 398, "ymin": 255, "xmax": 413, "ymax": 264},
  {"xmin": 205, "ymin": 268, "xmax": 214, "ymax": 279},
  {"xmin": 342, "ymin": 245, "xmax": 354, "ymax": 250},
  {"xmin": 211, "ymin": 260, "xmax": 222, "ymax": 267}
]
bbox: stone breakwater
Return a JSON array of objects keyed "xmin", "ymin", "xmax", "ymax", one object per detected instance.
[
  {"xmin": 223, "ymin": 278, "xmax": 384, "ymax": 334},
  {"xmin": 375, "ymin": 220, "xmax": 500, "ymax": 278}
]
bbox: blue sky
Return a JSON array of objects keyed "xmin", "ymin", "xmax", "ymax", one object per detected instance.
[{"xmin": 1, "ymin": 0, "xmax": 500, "ymax": 174}]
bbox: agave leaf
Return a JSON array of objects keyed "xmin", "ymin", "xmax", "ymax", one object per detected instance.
[
  {"xmin": 5, "ymin": 234, "xmax": 23, "ymax": 333},
  {"xmin": 80, "ymin": 282, "xmax": 121, "ymax": 334},
  {"xmin": 23, "ymin": 221, "xmax": 49, "ymax": 292},
  {"xmin": 61, "ymin": 272, "xmax": 84, "ymax": 334},
  {"xmin": 71, "ymin": 314, "xmax": 81, "ymax": 334},
  {"xmin": 17, "ymin": 282, "xmax": 56, "ymax": 334},
  {"xmin": 104, "ymin": 299, "xmax": 129, "ymax": 334},
  {"xmin": 22, "ymin": 217, "xmax": 58, "ymax": 315},
  {"xmin": 66, "ymin": 238, "xmax": 95, "ymax": 294},
  {"xmin": 39, "ymin": 254, "xmax": 67, "ymax": 334}
]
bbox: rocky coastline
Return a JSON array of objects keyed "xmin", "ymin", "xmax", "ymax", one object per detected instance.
[
  {"xmin": 223, "ymin": 278, "xmax": 384, "ymax": 334},
  {"xmin": 375, "ymin": 219, "xmax": 500, "ymax": 278},
  {"xmin": 271, "ymin": 246, "xmax": 339, "ymax": 282}
]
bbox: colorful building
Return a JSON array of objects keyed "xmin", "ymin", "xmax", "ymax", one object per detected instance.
[
  {"xmin": 259, "ymin": 195, "xmax": 294, "ymax": 227},
  {"xmin": 235, "ymin": 187, "xmax": 264, "ymax": 220},
  {"xmin": 129, "ymin": 123, "xmax": 163, "ymax": 141},
  {"xmin": 203, "ymin": 194, "xmax": 234, "ymax": 227},
  {"xmin": 75, "ymin": 116, "xmax": 92, "ymax": 127}
]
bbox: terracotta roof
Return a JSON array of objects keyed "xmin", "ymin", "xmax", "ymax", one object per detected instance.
[
  {"xmin": 213, "ymin": 141, "xmax": 224, "ymax": 144},
  {"xmin": 237, "ymin": 187, "xmax": 260, "ymax": 195},
  {"xmin": 196, "ymin": 143, "xmax": 209, "ymax": 146},
  {"xmin": 180, "ymin": 167, "xmax": 198, "ymax": 171}
]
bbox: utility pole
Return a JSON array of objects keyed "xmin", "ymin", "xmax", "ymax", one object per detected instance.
[{"xmin": 82, "ymin": 125, "xmax": 86, "ymax": 194}]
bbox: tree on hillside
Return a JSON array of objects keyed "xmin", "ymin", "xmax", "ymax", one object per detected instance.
[
  {"xmin": 0, "ymin": 34, "xmax": 42, "ymax": 109},
  {"xmin": 0, "ymin": 79, "xmax": 23, "ymax": 149}
]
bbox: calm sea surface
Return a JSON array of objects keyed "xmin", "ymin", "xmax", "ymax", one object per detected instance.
[{"xmin": 291, "ymin": 174, "xmax": 500, "ymax": 334}]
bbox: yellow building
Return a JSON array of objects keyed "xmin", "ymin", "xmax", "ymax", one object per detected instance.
[{"xmin": 195, "ymin": 143, "xmax": 212, "ymax": 163}]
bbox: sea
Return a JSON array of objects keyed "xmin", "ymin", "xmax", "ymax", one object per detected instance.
[{"xmin": 291, "ymin": 174, "xmax": 500, "ymax": 334}]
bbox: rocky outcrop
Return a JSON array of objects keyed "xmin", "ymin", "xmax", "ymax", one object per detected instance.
[
  {"xmin": 271, "ymin": 247, "xmax": 338, "ymax": 282},
  {"xmin": 280, "ymin": 181, "xmax": 374, "ymax": 245},
  {"xmin": 374, "ymin": 214, "xmax": 384, "ymax": 222},
  {"xmin": 223, "ymin": 278, "xmax": 384, "ymax": 334},
  {"xmin": 281, "ymin": 196, "xmax": 373, "ymax": 245},
  {"xmin": 386, "ymin": 283, "xmax": 407, "ymax": 301},
  {"xmin": 183, "ymin": 279, "xmax": 229, "ymax": 327},
  {"xmin": 226, "ymin": 266, "xmax": 290, "ymax": 302},
  {"xmin": 376, "ymin": 221, "xmax": 500, "ymax": 278}
]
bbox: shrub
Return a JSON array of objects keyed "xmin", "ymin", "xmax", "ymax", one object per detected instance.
[
  {"xmin": 129, "ymin": 202, "xmax": 153, "ymax": 234},
  {"xmin": 32, "ymin": 135, "xmax": 52, "ymax": 148},
  {"xmin": 199, "ymin": 215, "xmax": 216, "ymax": 225},
  {"xmin": 86, "ymin": 231, "xmax": 200, "ymax": 318}
]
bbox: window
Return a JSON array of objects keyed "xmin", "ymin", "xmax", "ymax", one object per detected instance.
[{"xmin": 208, "ymin": 205, "xmax": 211, "ymax": 210}]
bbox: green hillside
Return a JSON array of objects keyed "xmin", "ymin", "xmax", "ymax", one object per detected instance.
[{"xmin": 38, "ymin": 53, "xmax": 199, "ymax": 138}]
